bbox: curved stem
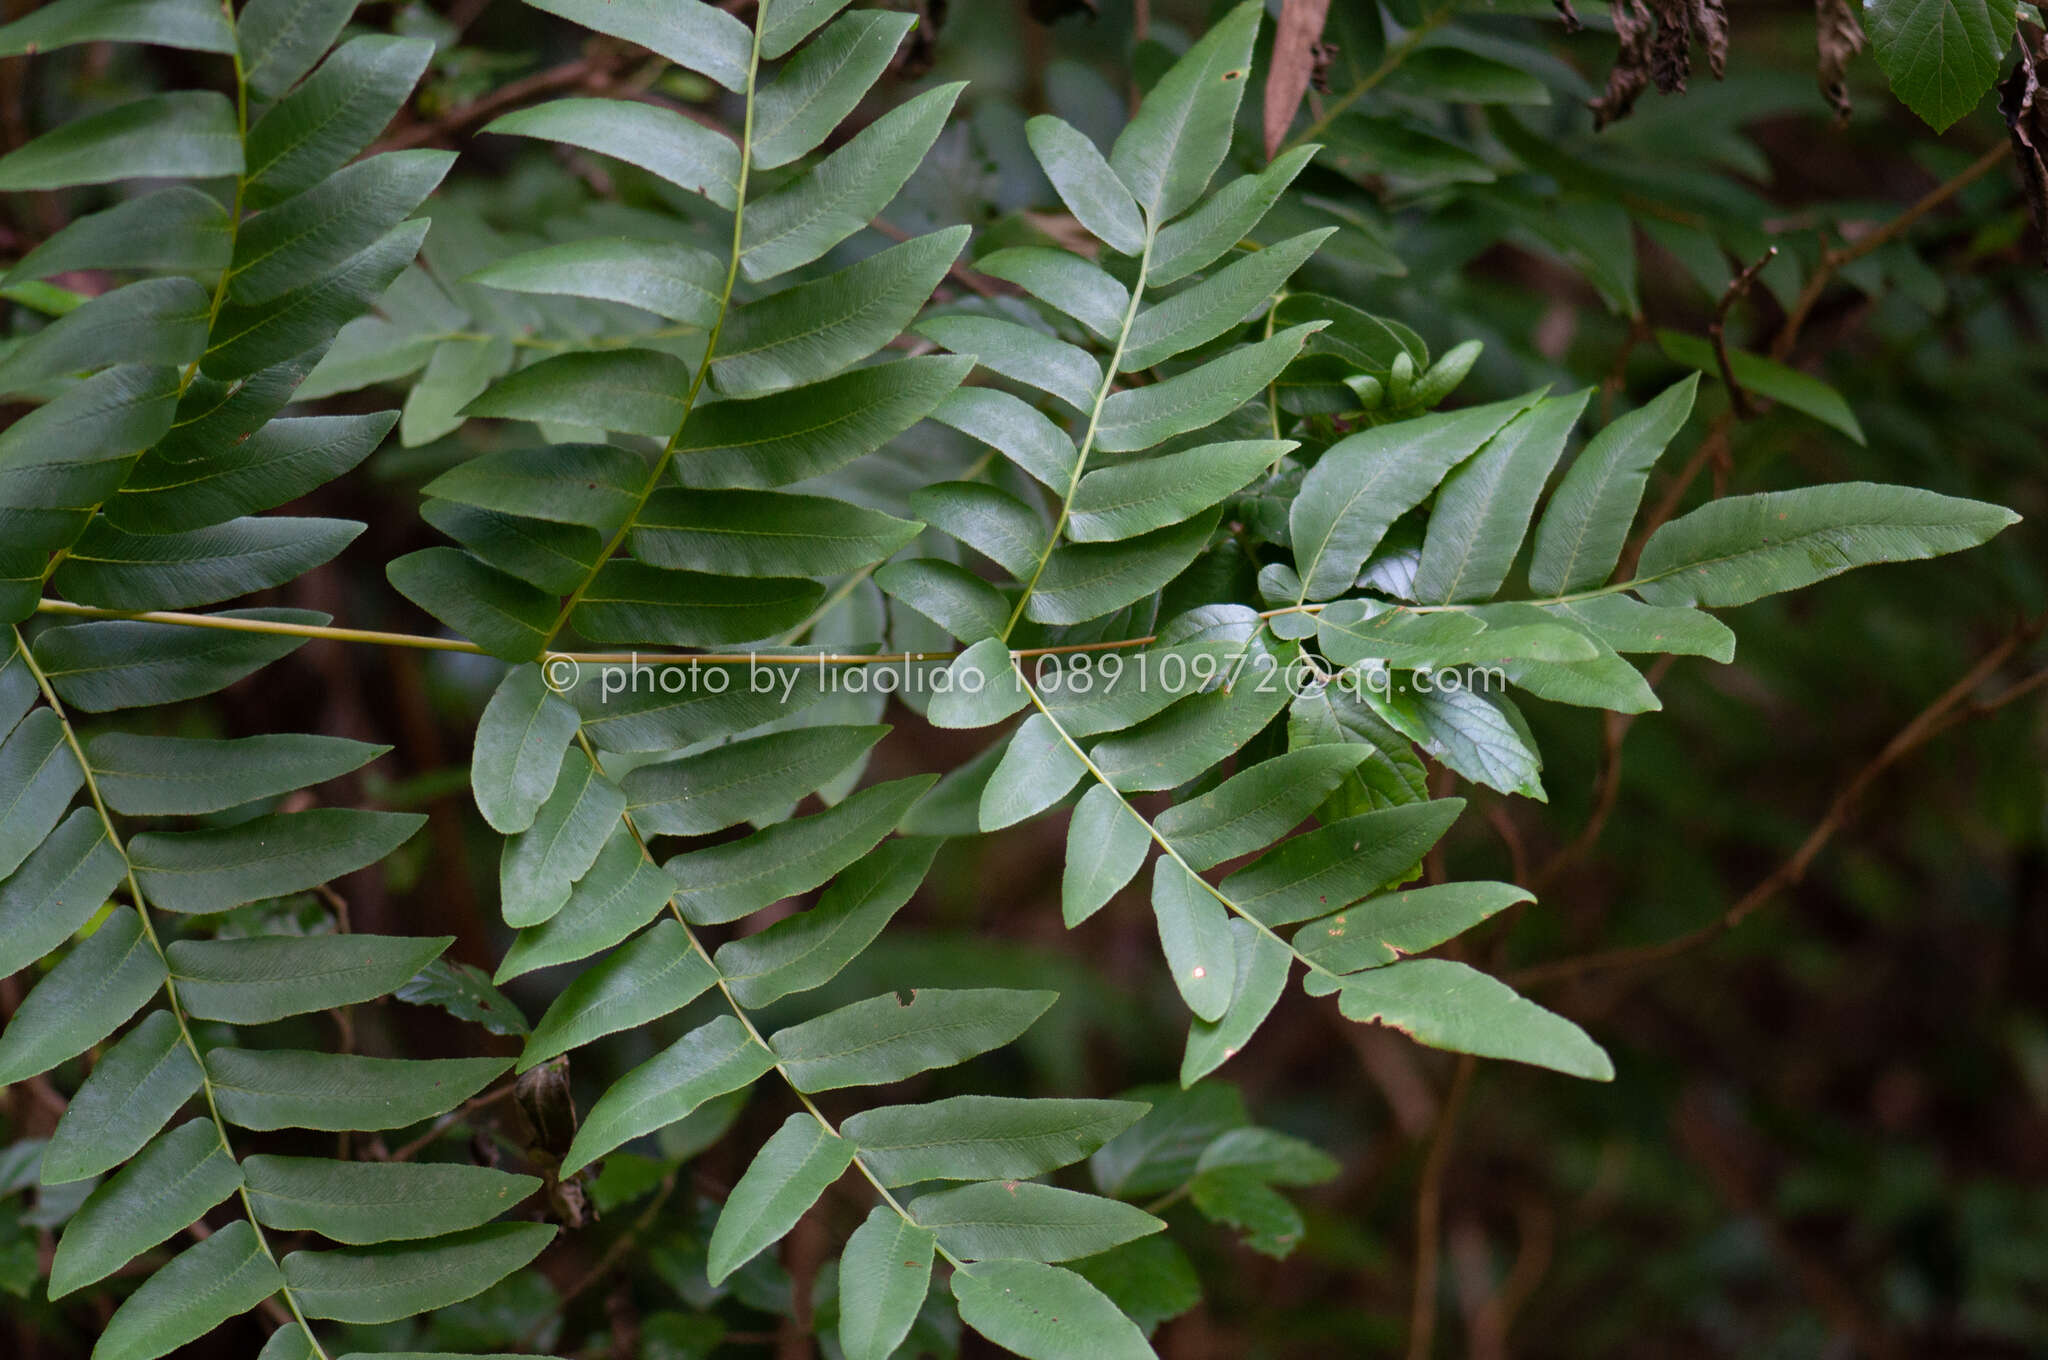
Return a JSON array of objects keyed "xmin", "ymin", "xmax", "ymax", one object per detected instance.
[
  {"xmin": 1263, "ymin": 296, "xmax": 1284, "ymax": 441},
  {"xmin": 12, "ymin": 627, "xmax": 333, "ymax": 1360}
]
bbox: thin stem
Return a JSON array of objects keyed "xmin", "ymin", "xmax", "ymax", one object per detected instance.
[
  {"xmin": 36, "ymin": 598, "xmax": 490, "ymax": 651},
  {"xmin": 22, "ymin": 598, "xmax": 1155, "ymax": 665},
  {"xmin": 182, "ymin": 0, "xmax": 249, "ymax": 394},
  {"xmin": 1407, "ymin": 1055, "xmax": 1474, "ymax": 1360},
  {"xmin": 37, "ymin": 576, "xmax": 1662, "ymax": 665},
  {"xmin": 1619, "ymin": 142, "xmax": 2017, "ymax": 574},
  {"xmin": 539, "ymin": 14, "xmax": 766, "ymax": 651},
  {"xmin": 521, "ymin": 1165, "xmax": 679, "ymax": 1346},
  {"xmin": 569, "ymin": 729, "xmax": 963, "ymax": 1268},
  {"xmin": 1708, "ymin": 247, "xmax": 1777, "ymax": 421},
  {"xmin": 1771, "ymin": 142, "xmax": 2011, "ymax": 362},
  {"xmin": 1141, "ymin": 1182, "xmax": 1193, "ymax": 1215},
  {"xmin": 1001, "ymin": 222, "xmax": 1157, "ymax": 639},
  {"xmin": 1514, "ymin": 613, "xmax": 2046, "ymax": 988},
  {"xmin": 12, "ymin": 626, "xmax": 333, "ymax": 1360},
  {"xmin": 1263, "ymin": 296, "xmax": 1284, "ymax": 440},
  {"xmin": 775, "ymin": 568, "xmax": 882, "ymax": 647}
]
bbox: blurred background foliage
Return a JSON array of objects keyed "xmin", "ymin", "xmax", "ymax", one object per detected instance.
[{"xmin": 3, "ymin": 0, "xmax": 2045, "ymax": 1355}]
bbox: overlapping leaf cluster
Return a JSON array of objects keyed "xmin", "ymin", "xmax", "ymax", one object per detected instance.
[
  {"xmin": 898, "ymin": 0, "xmax": 2016, "ymax": 1120},
  {"xmin": 399, "ymin": 1, "xmax": 1194, "ymax": 1354}
]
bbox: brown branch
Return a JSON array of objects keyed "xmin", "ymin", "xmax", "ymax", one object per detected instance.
[
  {"xmin": 1345, "ymin": 1026, "xmax": 1440, "ymax": 1139},
  {"xmin": 1484, "ymin": 803, "xmax": 1530, "ymax": 886},
  {"xmin": 1601, "ymin": 316, "xmax": 1651, "ymax": 424},
  {"xmin": 872, "ymin": 216, "xmax": 1002, "ymax": 298},
  {"xmin": 371, "ymin": 53, "xmax": 628, "ymax": 154},
  {"xmin": 0, "ymin": 975, "xmax": 68, "ymax": 1133},
  {"xmin": 521, "ymin": 1170, "xmax": 679, "ymax": 1350},
  {"xmin": 776, "ymin": 1206, "xmax": 830, "ymax": 1360},
  {"xmin": 386, "ymin": 1082, "xmax": 521, "ymax": 1162},
  {"xmin": 1709, "ymin": 246, "xmax": 1777, "ymax": 419},
  {"xmin": 1516, "ymin": 619, "xmax": 2046, "ymax": 988},
  {"xmin": 1771, "ymin": 141, "xmax": 2012, "ymax": 362},
  {"xmin": 183, "ymin": 1222, "xmax": 296, "ymax": 1330},
  {"xmin": 1469, "ymin": 1195, "xmax": 1555, "ymax": 1359},
  {"xmin": 1406, "ymin": 1055, "xmax": 1475, "ymax": 1360},
  {"xmin": 1617, "ymin": 143, "xmax": 2014, "ymax": 556},
  {"xmin": 1530, "ymin": 654, "xmax": 1679, "ymax": 891}
]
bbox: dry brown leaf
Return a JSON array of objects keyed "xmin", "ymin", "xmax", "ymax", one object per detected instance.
[
  {"xmin": 1263, "ymin": 0, "xmax": 1334, "ymax": 160},
  {"xmin": 1592, "ymin": 0, "xmax": 1730, "ymax": 127},
  {"xmin": 2003, "ymin": 27, "xmax": 2047, "ymax": 267},
  {"xmin": 1650, "ymin": 0, "xmax": 1692, "ymax": 91},
  {"xmin": 1591, "ymin": 0, "xmax": 1655, "ymax": 128},
  {"xmin": 1697, "ymin": 0, "xmax": 1730, "ymax": 80},
  {"xmin": 1815, "ymin": 0, "xmax": 1867, "ymax": 124}
]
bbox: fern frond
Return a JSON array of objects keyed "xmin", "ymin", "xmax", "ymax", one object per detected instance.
[
  {"xmin": 0, "ymin": 1, "xmax": 552, "ymax": 1353},
  {"xmin": 397, "ymin": 2, "xmax": 1174, "ymax": 1351}
]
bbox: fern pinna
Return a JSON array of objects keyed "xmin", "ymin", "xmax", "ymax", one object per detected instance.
[{"xmin": 0, "ymin": 0, "xmax": 2024, "ymax": 1357}]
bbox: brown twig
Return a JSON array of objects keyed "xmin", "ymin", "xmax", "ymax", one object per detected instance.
[
  {"xmin": 1516, "ymin": 618, "xmax": 2046, "ymax": 988},
  {"xmin": 1771, "ymin": 142, "xmax": 2012, "ymax": 362},
  {"xmin": 1530, "ymin": 655, "xmax": 1679, "ymax": 891},
  {"xmin": 1484, "ymin": 803, "xmax": 1530, "ymax": 886},
  {"xmin": 872, "ymin": 216, "xmax": 1002, "ymax": 298},
  {"xmin": 1407, "ymin": 1055, "xmax": 1475, "ymax": 1360},
  {"xmin": 0, "ymin": 976, "xmax": 68, "ymax": 1132},
  {"xmin": 776, "ymin": 1208, "xmax": 830, "ymax": 1360},
  {"xmin": 1469, "ymin": 1195, "xmax": 1556, "ymax": 1358},
  {"xmin": 1345, "ymin": 1026, "xmax": 1439, "ymax": 1138},
  {"xmin": 1709, "ymin": 246, "xmax": 1777, "ymax": 420},
  {"xmin": 183, "ymin": 1222, "xmax": 296, "ymax": 1330},
  {"xmin": 371, "ymin": 53, "xmax": 626, "ymax": 154},
  {"xmin": 521, "ymin": 1170, "xmax": 679, "ymax": 1350},
  {"xmin": 1601, "ymin": 315, "xmax": 1651, "ymax": 424},
  {"xmin": 1621, "ymin": 143, "xmax": 2013, "ymax": 558},
  {"xmin": 387, "ymin": 1083, "xmax": 521, "ymax": 1162}
]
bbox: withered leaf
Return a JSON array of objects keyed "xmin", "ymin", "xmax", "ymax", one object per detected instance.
[
  {"xmin": 1264, "ymin": 0, "xmax": 1334, "ymax": 160},
  {"xmin": 515, "ymin": 1053, "xmax": 579, "ymax": 1165},
  {"xmin": 2002, "ymin": 28, "xmax": 2047, "ymax": 267},
  {"xmin": 1591, "ymin": 0, "xmax": 1730, "ymax": 128},
  {"xmin": 1816, "ymin": 0, "xmax": 1867, "ymax": 124},
  {"xmin": 1591, "ymin": 0, "xmax": 1655, "ymax": 128}
]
